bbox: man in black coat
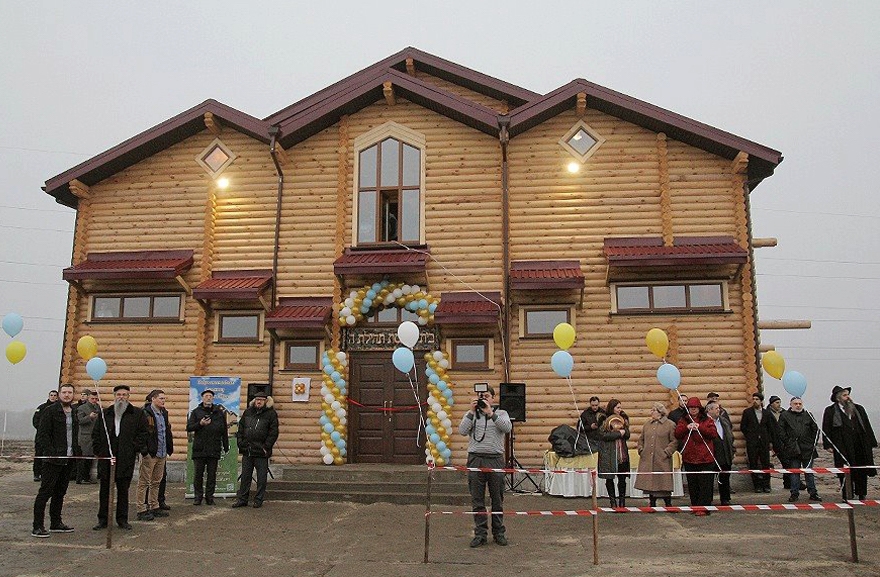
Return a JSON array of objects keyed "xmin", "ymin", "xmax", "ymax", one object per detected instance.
[
  {"xmin": 186, "ymin": 389, "xmax": 228, "ymax": 505},
  {"xmin": 707, "ymin": 401, "xmax": 735, "ymax": 505},
  {"xmin": 739, "ymin": 392, "xmax": 777, "ymax": 492},
  {"xmin": 232, "ymin": 393, "xmax": 279, "ymax": 509},
  {"xmin": 822, "ymin": 385, "xmax": 877, "ymax": 500},
  {"xmin": 32, "ymin": 390, "xmax": 58, "ymax": 482},
  {"xmin": 31, "ymin": 384, "xmax": 78, "ymax": 537},
  {"xmin": 577, "ymin": 396, "xmax": 605, "ymax": 452},
  {"xmin": 92, "ymin": 384, "xmax": 148, "ymax": 531},
  {"xmin": 778, "ymin": 397, "xmax": 821, "ymax": 502}
]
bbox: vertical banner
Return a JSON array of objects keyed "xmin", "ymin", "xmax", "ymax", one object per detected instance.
[{"xmin": 186, "ymin": 376, "xmax": 241, "ymax": 498}]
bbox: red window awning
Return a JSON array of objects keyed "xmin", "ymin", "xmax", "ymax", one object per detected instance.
[
  {"xmin": 265, "ymin": 297, "xmax": 333, "ymax": 330},
  {"xmin": 604, "ymin": 236, "xmax": 748, "ymax": 267},
  {"xmin": 192, "ymin": 270, "xmax": 273, "ymax": 300},
  {"xmin": 509, "ymin": 260, "xmax": 584, "ymax": 290},
  {"xmin": 62, "ymin": 250, "xmax": 194, "ymax": 281},
  {"xmin": 333, "ymin": 246, "xmax": 430, "ymax": 276},
  {"xmin": 434, "ymin": 291, "xmax": 501, "ymax": 326}
]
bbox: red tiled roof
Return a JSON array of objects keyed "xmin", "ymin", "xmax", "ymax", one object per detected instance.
[
  {"xmin": 604, "ymin": 236, "xmax": 748, "ymax": 267},
  {"xmin": 62, "ymin": 250, "xmax": 194, "ymax": 281},
  {"xmin": 265, "ymin": 297, "xmax": 333, "ymax": 330},
  {"xmin": 434, "ymin": 292, "xmax": 502, "ymax": 326},
  {"xmin": 509, "ymin": 260, "xmax": 584, "ymax": 290},
  {"xmin": 333, "ymin": 246, "xmax": 430, "ymax": 276},
  {"xmin": 192, "ymin": 270, "xmax": 273, "ymax": 300}
]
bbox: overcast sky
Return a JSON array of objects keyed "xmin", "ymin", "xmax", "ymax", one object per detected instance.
[{"xmin": 1, "ymin": 2, "xmax": 878, "ymax": 421}]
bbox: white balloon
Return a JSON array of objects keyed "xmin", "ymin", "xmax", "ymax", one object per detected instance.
[
  {"xmin": 436, "ymin": 410, "xmax": 448, "ymax": 421},
  {"xmin": 331, "ymin": 400, "xmax": 341, "ymax": 410},
  {"xmin": 432, "ymin": 403, "xmax": 443, "ymax": 414},
  {"xmin": 438, "ymin": 359, "xmax": 449, "ymax": 369},
  {"xmin": 336, "ymin": 351, "xmax": 347, "ymax": 363},
  {"xmin": 393, "ymin": 288, "xmax": 403, "ymax": 298},
  {"xmin": 336, "ymin": 408, "xmax": 346, "ymax": 418},
  {"xmin": 322, "ymin": 454, "xmax": 334, "ymax": 465},
  {"xmin": 442, "ymin": 418, "xmax": 452, "ymax": 430},
  {"xmin": 340, "ymin": 306, "xmax": 351, "ymax": 317},
  {"xmin": 432, "ymin": 351, "xmax": 444, "ymax": 361},
  {"xmin": 346, "ymin": 315, "xmax": 356, "ymax": 325},
  {"xmin": 411, "ymin": 285, "xmax": 420, "ymax": 294},
  {"xmin": 349, "ymin": 290, "xmax": 359, "ymax": 300},
  {"xmin": 385, "ymin": 295, "xmax": 395, "ymax": 305},
  {"xmin": 339, "ymin": 416, "xmax": 347, "ymax": 426},
  {"xmin": 344, "ymin": 298, "xmax": 354, "ymax": 308},
  {"xmin": 320, "ymin": 446, "xmax": 330, "ymax": 456},
  {"xmin": 402, "ymin": 285, "xmax": 412, "ymax": 295},
  {"xmin": 417, "ymin": 316, "xmax": 427, "ymax": 325},
  {"xmin": 426, "ymin": 455, "xmax": 435, "ymax": 464},
  {"xmin": 324, "ymin": 393, "xmax": 335, "ymax": 404},
  {"xmin": 321, "ymin": 386, "xmax": 329, "ymax": 396},
  {"xmin": 397, "ymin": 321, "xmax": 419, "ymax": 348}
]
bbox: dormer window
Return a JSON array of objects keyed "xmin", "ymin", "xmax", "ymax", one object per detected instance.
[{"xmin": 353, "ymin": 122, "xmax": 425, "ymax": 245}]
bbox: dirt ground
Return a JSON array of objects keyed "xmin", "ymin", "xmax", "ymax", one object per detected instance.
[{"xmin": 1, "ymin": 449, "xmax": 878, "ymax": 577}]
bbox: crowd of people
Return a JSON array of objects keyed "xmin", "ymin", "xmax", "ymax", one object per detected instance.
[
  {"xmin": 29, "ymin": 384, "xmax": 278, "ymax": 538},
  {"xmin": 573, "ymin": 387, "xmax": 877, "ymax": 516}
]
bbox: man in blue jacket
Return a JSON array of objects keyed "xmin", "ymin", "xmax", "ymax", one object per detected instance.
[{"xmin": 232, "ymin": 392, "xmax": 279, "ymax": 509}]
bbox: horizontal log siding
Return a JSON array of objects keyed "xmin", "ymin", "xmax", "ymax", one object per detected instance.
[
  {"xmin": 506, "ymin": 109, "xmax": 751, "ymax": 464},
  {"xmin": 416, "ymin": 73, "xmax": 510, "ymax": 113}
]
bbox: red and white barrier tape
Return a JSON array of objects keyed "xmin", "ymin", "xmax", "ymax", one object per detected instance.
[
  {"xmin": 431, "ymin": 464, "xmax": 875, "ymax": 476},
  {"xmin": 431, "ymin": 510, "xmax": 596, "ymax": 517}
]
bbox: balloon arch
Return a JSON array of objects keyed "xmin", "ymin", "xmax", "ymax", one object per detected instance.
[{"xmin": 318, "ymin": 280, "xmax": 457, "ymax": 466}]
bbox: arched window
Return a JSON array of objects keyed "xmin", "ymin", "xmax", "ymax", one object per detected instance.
[{"xmin": 353, "ymin": 123, "xmax": 425, "ymax": 245}]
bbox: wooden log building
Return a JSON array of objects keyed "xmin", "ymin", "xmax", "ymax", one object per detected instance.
[{"xmin": 42, "ymin": 47, "xmax": 783, "ymax": 467}]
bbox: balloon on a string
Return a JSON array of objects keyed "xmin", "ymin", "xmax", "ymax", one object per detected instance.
[
  {"xmin": 782, "ymin": 370, "xmax": 807, "ymax": 397},
  {"xmin": 86, "ymin": 357, "xmax": 108, "ymax": 381},
  {"xmin": 77, "ymin": 335, "xmax": 98, "ymax": 361},
  {"xmin": 552, "ymin": 323, "xmax": 576, "ymax": 350},
  {"xmin": 761, "ymin": 350, "xmax": 785, "ymax": 380},
  {"xmin": 392, "ymin": 347, "xmax": 415, "ymax": 373},
  {"xmin": 397, "ymin": 321, "xmax": 419, "ymax": 349},
  {"xmin": 645, "ymin": 328, "xmax": 669, "ymax": 359},
  {"xmin": 2, "ymin": 312, "xmax": 24, "ymax": 338},
  {"xmin": 656, "ymin": 363, "xmax": 681, "ymax": 390},
  {"xmin": 5, "ymin": 340, "xmax": 26, "ymax": 364},
  {"xmin": 550, "ymin": 350, "xmax": 574, "ymax": 378}
]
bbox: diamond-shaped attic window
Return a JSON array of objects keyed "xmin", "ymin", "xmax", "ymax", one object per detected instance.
[
  {"xmin": 196, "ymin": 138, "xmax": 236, "ymax": 177},
  {"xmin": 559, "ymin": 121, "xmax": 605, "ymax": 163}
]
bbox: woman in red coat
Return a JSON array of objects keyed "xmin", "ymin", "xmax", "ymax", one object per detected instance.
[{"xmin": 674, "ymin": 397, "xmax": 718, "ymax": 515}]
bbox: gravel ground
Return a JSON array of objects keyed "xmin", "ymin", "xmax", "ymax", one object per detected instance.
[{"xmin": 1, "ymin": 445, "xmax": 878, "ymax": 577}]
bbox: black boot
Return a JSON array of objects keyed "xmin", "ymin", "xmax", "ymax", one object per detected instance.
[
  {"xmin": 609, "ymin": 497, "xmax": 617, "ymax": 508},
  {"xmin": 649, "ymin": 496, "xmax": 657, "ymax": 507},
  {"xmin": 619, "ymin": 497, "xmax": 626, "ymax": 508},
  {"xmin": 663, "ymin": 496, "xmax": 672, "ymax": 506}
]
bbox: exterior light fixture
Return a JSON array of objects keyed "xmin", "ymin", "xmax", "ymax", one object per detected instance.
[
  {"xmin": 567, "ymin": 162, "xmax": 580, "ymax": 174},
  {"xmin": 216, "ymin": 177, "xmax": 230, "ymax": 189}
]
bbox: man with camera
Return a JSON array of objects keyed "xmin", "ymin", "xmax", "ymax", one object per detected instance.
[{"xmin": 458, "ymin": 384, "xmax": 512, "ymax": 548}]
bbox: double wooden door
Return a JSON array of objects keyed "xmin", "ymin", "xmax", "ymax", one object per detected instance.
[{"xmin": 348, "ymin": 351, "xmax": 427, "ymax": 464}]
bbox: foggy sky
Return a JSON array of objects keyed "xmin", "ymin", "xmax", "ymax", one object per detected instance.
[{"xmin": 1, "ymin": 2, "xmax": 878, "ymax": 421}]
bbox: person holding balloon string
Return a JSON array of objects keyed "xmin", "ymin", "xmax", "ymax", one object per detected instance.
[{"xmin": 674, "ymin": 397, "xmax": 718, "ymax": 516}]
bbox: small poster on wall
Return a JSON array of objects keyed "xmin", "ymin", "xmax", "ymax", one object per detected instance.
[{"xmin": 292, "ymin": 377, "xmax": 311, "ymax": 402}]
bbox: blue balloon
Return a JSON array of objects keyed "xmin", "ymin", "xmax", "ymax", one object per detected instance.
[
  {"xmin": 323, "ymin": 423, "xmax": 335, "ymax": 434},
  {"xmin": 428, "ymin": 302, "xmax": 438, "ymax": 314},
  {"xmin": 429, "ymin": 373, "xmax": 440, "ymax": 384},
  {"xmin": 442, "ymin": 389, "xmax": 453, "ymax": 399},
  {"xmin": 380, "ymin": 280, "xmax": 389, "ymax": 287},
  {"xmin": 2, "ymin": 312, "xmax": 23, "ymax": 338},
  {"xmin": 340, "ymin": 448, "xmax": 347, "ymax": 457},
  {"xmin": 429, "ymin": 433, "xmax": 441, "ymax": 444},
  {"xmin": 363, "ymin": 298, "xmax": 373, "ymax": 308},
  {"xmin": 418, "ymin": 299, "xmax": 428, "ymax": 310},
  {"xmin": 337, "ymin": 439, "xmax": 346, "ymax": 448},
  {"xmin": 330, "ymin": 371, "xmax": 341, "ymax": 381},
  {"xmin": 425, "ymin": 424, "xmax": 436, "ymax": 435},
  {"xmin": 437, "ymin": 380, "xmax": 447, "ymax": 389},
  {"xmin": 782, "ymin": 370, "xmax": 807, "ymax": 397},
  {"xmin": 407, "ymin": 301, "xmax": 418, "ymax": 311},
  {"xmin": 86, "ymin": 357, "xmax": 107, "ymax": 381},
  {"xmin": 550, "ymin": 350, "xmax": 574, "ymax": 378},
  {"xmin": 656, "ymin": 363, "xmax": 681, "ymax": 390},
  {"xmin": 330, "ymin": 431, "xmax": 341, "ymax": 442},
  {"xmin": 435, "ymin": 441, "xmax": 447, "ymax": 452},
  {"xmin": 323, "ymin": 364, "xmax": 334, "ymax": 375},
  {"xmin": 371, "ymin": 283, "xmax": 382, "ymax": 292},
  {"xmin": 322, "ymin": 356, "xmax": 331, "ymax": 366},
  {"xmin": 447, "ymin": 397, "xmax": 455, "ymax": 407},
  {"xmin": 319, "ymin": 415, "xmax": 329, "ymax": 425},
  {"xmin": 366, "ymin": 290, "xmax": 377, "ymax": 299},
  {"xmin": 441, "ymin": 448, "xmax": 452, "ymax": 459},
  {"xmin": 360, "ymin": 305, "xmax": 370, "ymax": 314},
  {"xmin": 392, "ymin": 347, "xmax": 415, "ymax": 373}
]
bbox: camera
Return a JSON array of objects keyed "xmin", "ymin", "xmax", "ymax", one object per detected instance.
[{"xmin": 474, "ymin": 383, "xmax": 489, "ymax": 411}]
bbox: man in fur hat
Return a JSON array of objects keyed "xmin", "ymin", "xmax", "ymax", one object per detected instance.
[
  {"xmin": 231, "ymin": 392, "xmax": 278, "ymax": 509},
  {"xmin": 822, "ymin": 386, "xmax": 877, "ymax": 500}
]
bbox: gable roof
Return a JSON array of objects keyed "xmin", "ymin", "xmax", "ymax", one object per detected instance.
[
  {"xmin": 44, "ymin": 100, "xmax": 269, "ymax": 208},
  {"xmin": 508, "ymin": 79, "xmax": 783, "ymax": 185},
  {"xmin": 43, "ymin": 48, "xmax": 783, "ymax": 209}
]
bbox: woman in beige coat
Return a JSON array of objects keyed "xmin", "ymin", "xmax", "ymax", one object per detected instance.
[{"xmin": 635, "ymin": 402, "xmax": 678, "ymax": 507}]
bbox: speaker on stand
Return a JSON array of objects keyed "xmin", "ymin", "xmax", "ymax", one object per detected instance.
[{"xmin": 499, "ymin": 383, "xmax": 539, "ymax": 492}]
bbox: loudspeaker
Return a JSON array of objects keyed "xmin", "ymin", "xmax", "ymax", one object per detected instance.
[
  {"xmin": 499, "ymin": 382, "xmax": 526, "ymax": 422},
  {"xmin": 247, "ymin": 383, "xmax": 272, "ymax": 405}
]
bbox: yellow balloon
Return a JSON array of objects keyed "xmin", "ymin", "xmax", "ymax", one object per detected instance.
[
  {"xmin": 646, "ymin": 328, "xmax": 669, "ymax": 359},
  {"xmin": 762, "ymin": 350, "xmax": 786, "ymax": 380},
  {"xmin": 333, "ymin": 456, "xmax": 344, "ymax": 465},
  {"xmin": 5, "ymin": 340, "xmax": 26, "ymax": 364},
  {"xmin": 553, "ymin": 323, "xmax": 576, "ymax": 350},
  {"xmin": 76, "ymin": 335, "xmax": 98, "ymax": 360}
]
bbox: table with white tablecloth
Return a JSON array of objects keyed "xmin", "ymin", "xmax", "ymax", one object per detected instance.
[{"xmin": 543, "ymin": 450, "xmax": 684, "ymax": 498}]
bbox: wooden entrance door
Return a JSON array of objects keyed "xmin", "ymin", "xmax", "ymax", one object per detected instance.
[{"xmin": 348, "ymin": 351, "xmax": 427, "ymax": 464}]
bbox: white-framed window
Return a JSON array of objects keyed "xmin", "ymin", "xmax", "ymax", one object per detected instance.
[
  {"xmin": 196, "ymin": 138, "xmax": 237, "ymax": 177},
  {"xmin": 215, "ymin": 310, "xmax": 264, "ymax": 343},
  {"xmin": 518, "ymin": 306, "xmax": 576, "ymax": 338},
  {"xmin": 90, "ymin": 294, "xmax": 182, "ymax": 322},
  {"xmin": 559, "ymin": 120, "xmax": 605, "ymax": 163},
  {"xmin": 611, "ymin": 281, "xmax": 728, "ymax": 314},
  {"xmin": 447, "ymin": 338, "xmax": 494, "ymax": 371},
  {"xmin": 352, "ymin": 122, "xmax": 426, "ymax": 245}
]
